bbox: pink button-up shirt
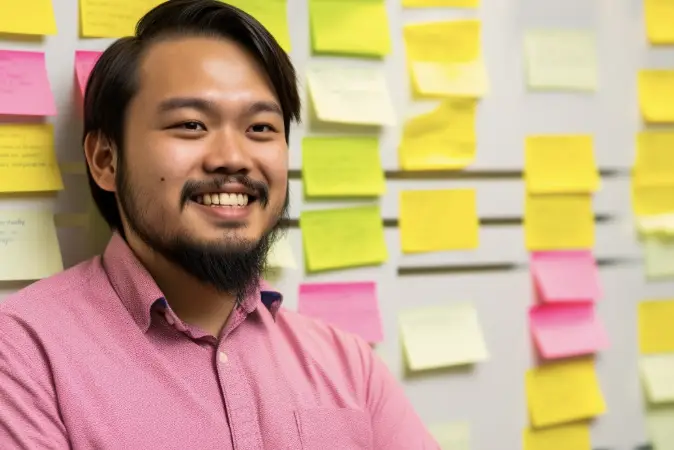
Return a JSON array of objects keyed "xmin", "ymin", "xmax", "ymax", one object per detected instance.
[{"xmin": 0, "ymin": 233, "xmax": 439, "ymax": 449}]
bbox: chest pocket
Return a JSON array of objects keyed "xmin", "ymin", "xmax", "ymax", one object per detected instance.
[{"xmin": 294, "ymin": 407, "xmax": 373, "ymax": 450}]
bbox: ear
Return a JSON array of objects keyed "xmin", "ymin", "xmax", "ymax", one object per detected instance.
[{"xmin": 84, "ymin": 131, "xmax": 117, "ymax": 192}]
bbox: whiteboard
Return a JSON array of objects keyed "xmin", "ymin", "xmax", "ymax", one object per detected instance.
[{"xmin": 1, "ymin": 0, "xmax": 673, "ymax": 448}]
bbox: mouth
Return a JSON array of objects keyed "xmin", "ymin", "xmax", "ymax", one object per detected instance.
[{"xmin": 191, "ymin": 192, "xmax": 258, "ymax": 208}]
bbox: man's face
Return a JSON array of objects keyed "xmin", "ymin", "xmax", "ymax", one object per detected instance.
[{"xmin": 116, "ymin": 36, "xmax": 289, "ymax": 297}]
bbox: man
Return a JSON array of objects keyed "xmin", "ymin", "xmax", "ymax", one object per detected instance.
[{"xmin": 0, "ymin": 0, "xmax": 439, "ymax": 448}]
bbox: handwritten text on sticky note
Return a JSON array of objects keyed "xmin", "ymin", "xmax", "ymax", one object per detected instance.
[
  {"xmin": 75, "ymin": 50, "xmax": 102, "ymax": 97},
  {"xmin": 0, "ymin": 50, "xmax": 56, "ymax": 116}
]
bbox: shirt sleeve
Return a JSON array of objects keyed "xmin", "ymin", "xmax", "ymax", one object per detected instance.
[
  {"xmin": 361, "ymin": 341, "xmax": 441, "ymax": 449},
  {"xmin": 0, "ymin": 313, "xmax": 70, "ymax": 449}
]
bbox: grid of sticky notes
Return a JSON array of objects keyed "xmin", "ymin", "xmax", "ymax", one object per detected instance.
[{"xmin": 0, "ymin": 12, "xmax": 64, "ymax": 283}]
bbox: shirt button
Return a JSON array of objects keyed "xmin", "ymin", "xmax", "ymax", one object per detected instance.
[{"xmin": 218, "ymin": 351, "xmax": 228, "ymax": 364}]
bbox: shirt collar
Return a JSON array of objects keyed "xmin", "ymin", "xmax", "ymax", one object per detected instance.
[{"xmin": 101, "ymin": 232, "xmax": 284, "ymax": 333}]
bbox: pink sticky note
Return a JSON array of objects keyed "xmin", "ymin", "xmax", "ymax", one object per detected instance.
[
  {"xmin": 530, "ymin": 303, "xmax": 609, "ymax": 359},
  {"xmin": 75, "ymin": 50, "xmax": 102, "ymax": 97},
  {"xmin": 298, "ymin": 281, "xmax": 383, "ymax": 344},
  {"xmin": 531, "ymin": 250, "xmax": 601, "ymax": 303},
  {"xmin": 0, "ymin": 50, "xmax": 56, "ymax": 116}
]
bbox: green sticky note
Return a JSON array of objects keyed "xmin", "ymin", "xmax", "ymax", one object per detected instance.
[
  {"xmin": 225, "ymin": 0, "xmax": 291, "ymax": 52},
  {"xmin": 302, "ymin": 136, "xmax": 386, "ymax": 198},
  {"xmin": 647, "ymin": 405, "xmax": 674, "ymax": 449},
  {"xmin": 309, "ymin": 0, "xmax": 391, "ymax": 57},
  {"xmin": 428, "ymin": 421, "xmax": 471, "ymax": 450},
  {"xmin": 300, "ymin": 205, "xmax": 387, "ymax": 272},
  {"xmin": 645, "ymin": 236, "xmax": 674, "ymax": 280}
]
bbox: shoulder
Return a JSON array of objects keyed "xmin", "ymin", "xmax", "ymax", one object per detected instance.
[{"xmin": 0, "ymin": 257, "xmax": 104, "ymax": 342}]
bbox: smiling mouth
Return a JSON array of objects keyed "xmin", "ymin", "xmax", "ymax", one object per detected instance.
[{"xmin": 191, "ymin": 192, "xmax": 257, "ymax": 208}]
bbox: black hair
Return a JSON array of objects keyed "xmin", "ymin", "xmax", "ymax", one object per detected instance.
[{"xmin": 82, "ymin": 0, "xmax": 300, "ymax": 232}]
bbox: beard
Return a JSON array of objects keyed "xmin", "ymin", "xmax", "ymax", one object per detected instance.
[{"xmin": 116, "ymin": 162, "xmax": 289, "ymax": 304}]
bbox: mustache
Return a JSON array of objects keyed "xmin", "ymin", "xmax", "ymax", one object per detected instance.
[{"xmin": 180, "ymin": 175, "xmax": 270, "ymax": 208}]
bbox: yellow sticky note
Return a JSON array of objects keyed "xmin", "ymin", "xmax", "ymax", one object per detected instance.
[
  {"xmin": 403, "ymin": 0, "xmax": 478, "ymax": 7},
  {"xmin": 309, "ymin": 0, "xmax": 390, "ymax": 57},
  {"xmin": 307, "ymin": 64, "xmax": 395, "ymax": 126},
  {"xmin": 523, "ymin": 422, "xmax": 591, "ymax": 450},
  {"xmin": 0, "ymin": 0, "xmax": 57, "ymax": 35},
  {"xmin": 632, "ymin": 184, "xmax": 674, "ymax": 218},
  {"xmin": 399, "ymin": 303, "xmax": 488, "ymax": 371},
  {"xmin": 0, "ymin": 124, "xmax": 64, "ymax": 193},
  {"xmin": 399, "ymin": 189, "xmax": 479, "ymax": 253},
  {"xmin": 300, "ymin": 206, "xmax": 387, "ymax": 272},
  {"xmin": 267, "ymin": 234, "xmax": 297, "ymax": 269},
  {"xmin": 399, "ymin": 100, "xmax": 477, "ymax": 170},
  {"xmin": 302, "ymin": 136, "xmax": 385, "ymax": 197},
  {"xmin": 524, "ymin": 29, "xmax": 597, "ymax": 91},
  {"xmin": 525, "ymin": 135, "xmax": 600, "ymax": 194},
  {"xmin": 526, "ymin": 357, "xmax": 606, "ymax": 428},
  {"xmin": 427, "ymin": 421, "xmax": 470, "ymax": 450},
  {"xmin": 647, "ymin": 405, "xmax": 674, "ymax": 449},
  {"xmin": 403, "ymin": 20, "xmax": 486, "ymax": 99},
  {"xmin": 644, "ymin": 236, "xmax": 674, "ymax": 279},
  {"xmin": 638, "ymin": 70, "xmax": 674, "ymax": 124},
  {"xmin": 226, "ymin": 0, "xmax": 291, "ymax": 52},
  {"xmin": 525, "ymin": 195, "xmax": 595, "ymax": 251},
  {"xmin": 0, "ymin": 210, "xmax": 63, "ymax": 281},
  {"xmin": 80, "ymin": 0, "xmax": 162, "ymax": 37},
  {"xmin": 639, "ymin": 299, "xmax": 674, "ymax": 354},
  {"xmin": 645, "ymin": 0, "xmax": 674, "ymax": 45},
  {"xmin": 634, "ymin": 131, "xmax": 674, "ymax": 187},
  {"xmin": 640, "ymin": 354, "xmax": 674, "ymax": 404}
]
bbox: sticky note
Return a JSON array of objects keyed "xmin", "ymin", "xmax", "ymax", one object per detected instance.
[
  {"xmin": 403, "ymin": 0, "xmax": 478, "ymax": 7},
  {"xmin": 640, "ymin": 354, "xmax": 674, "ymax": 404},
  {"xmin": 226, "ymin": 0, "xmax": 291, "ymax": 52},
  {"xmin": 307, "ymin": 64, "xmax": 395, "ymax": 126},
  {"xmin": 399, "ymin": 99, "xmax": 477, "ymax": 170},
  {"xmin": 80, "ymin": 0, "xmax": 162, "ymax": 37},
  {"xmin": 525, "ymin": 135, "xmax": 600, "ymax": 194},
  {"xmin": 427, "ymin": 421, "xmax": 470, "ymax": 450},
  {"xmin": 637, "ymin": 213, "xmax": 674, "ymax": 237},
  {"xmin": 0, "ymin": 0, "xmax": 57, "ymax": 35},
  {"xmin": 526, "ymin": 357, "xmax": 606, "ymax": 428},
  {"xmin": 0, "ymin": 50, "xmax": 56, "ymax": 116},
  {"xmin": 524, "ymin": 29, "xmax": 597, "ymax": 91},
  {"xmin": 647, "ymin": 405, "xmax": 674, "ymax": 449},
  {"xmin": 300, "ymin": 205, "xmax": 387, "ymax": 272},
  {"xmin": 632, "ymin": 184, "xmax": 674, "ymax": 218},
  {"xmin": 404, "ymin": 20, "xmax": 487, "ymax": 98},
  {"xmin": 523, "ymin": 422, "xmax": 591, "ymax": 450},
  {"xmin": 525, "ymin": 195, "xmax": 595, "ymax": 251},
  {"xmin": 75, "ymin": 51, "xmax": 102, "ymax": 97},
  {"xmin": 639, "ymin": 299, "xmax": 674, "ymax": 354},
  {"xmin": 302, "ymin": 136, "xmax": 385, "ymax": 197},
  {"xmin": 644, "ymin": 236, "xmax": 674, "ymax": 279},
  {"xmin": 298, "ymin": 281, "xmax": 383, "ymax": 343},
  {"xmin": 638, "ymin": 70, "xmax": 674, "ymax": 123},
  {"xmin": 531, "ymin": 251, "xmax": 601, "ymax": 303},
  {"xmin": 0, "ymin": 124, "xmax": 63, "ymax": 193},
  {"xmin": 399, "ymin": 189, "xmax": 479, "ymax": 253},
  {"xmin": 0, "ymin": 210, "xmax": 63, "ymax": 281},
  {"xmin": 530, "ymin": 303, "xmax": 609, "ymax": 359},
  {"xmin": 633, "ymin": 131, "xmax": 674, "ymax": 187},
  {"xmin": 645, "ymin": 0, "xmax": 674, "ymax": 45},
  {"xmin": 267, "ymin": 234, "xmax": 296, "ymax": 269},
  {"xmin": 309, "ymin": 0, "xmax": 390, "ymax": 57},
  {"xmin": 399, "ymin": 302, "xmax": 488, "ymax": 371}
]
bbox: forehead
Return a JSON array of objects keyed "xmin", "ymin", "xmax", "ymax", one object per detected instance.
[{"xmin": 135, "ymin": 36, "xmax": 277, "ymax": 102}]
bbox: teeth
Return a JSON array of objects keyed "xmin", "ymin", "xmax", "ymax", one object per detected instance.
[{"xmin": 196, "ymin": 193, "xmax": 249, "ymax": 207}]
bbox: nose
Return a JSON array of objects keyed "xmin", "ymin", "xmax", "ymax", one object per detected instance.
[{"xmin": 202, "ymin": 128, "xmax": 253, "ymax": 175}]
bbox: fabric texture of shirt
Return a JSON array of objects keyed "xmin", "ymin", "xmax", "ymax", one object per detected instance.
[{"xmin": 0, "ymin": 233, "xmax": 439, "ymax": 449}]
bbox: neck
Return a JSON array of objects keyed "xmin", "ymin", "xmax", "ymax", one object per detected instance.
[{"xmin": 125, "ymin": 231, "xmax": 237, "ymax": 337}]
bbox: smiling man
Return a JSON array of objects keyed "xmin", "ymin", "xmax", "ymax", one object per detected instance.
[{"xmin": 0, "ymin": 0, "xmax": 439, "ymax": 449}]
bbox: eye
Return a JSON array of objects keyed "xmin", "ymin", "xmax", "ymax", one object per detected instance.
[
  {"xmin": 248, "ymin": 123, "xmax": 276, "ymax": 133},
  {"xmin": 174, "ymin": 121, "xmax": 206, "ymax": 131}
]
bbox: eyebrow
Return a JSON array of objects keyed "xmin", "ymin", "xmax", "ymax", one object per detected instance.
[{"xmin": 157, "ymin": 97, "xmax": 283, "ymax": 118}]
